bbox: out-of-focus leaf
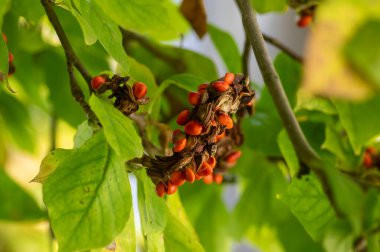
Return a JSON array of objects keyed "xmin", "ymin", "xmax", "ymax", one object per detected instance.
[
  {"xmin": 333, "ymin": 97, "xmax": 380, "ymax": 154},
  {"xmin": 44, "ymin": 131, "xmax": 132, "ymax": 252},
  {"xmin": 344, "ymin": 19, "xmax": 380, "ymax": 90},
  {"xmin": 0, "ymin": 91, "xmax": 35, "ymax": 152},
  {"xmin": 0, "ymin": 168, "xmax": 45, "ymax": 221},
  {"xmin": 322, "ymin": 220, "xmax": 355, "ymax": 252},
  {"xmin": 282, "ymin": 175, "xmax": 337, "ymax": 241},
  {"xmin": 89, "ymin": 95, "xmax": 143, "ymax": 161},
  {"xmin": 277, "ymin": 130, "xmax": 299, "ymax": 176},
  {"xmin": 180, "ymin": 0, "xmax": 207, "ymax": 38},
  {"xmin": 0, "ymin": 28, "xmax": 9, "ymax": 82},
  {"xmin": 251, "ymin": 0, "xmax": 287, "ymax": 13},
  {"xmin": 135, "ymin": 170, "xmax": 167, "ymax": 252},
  {"xmin": 32, "ymin": 149, "xmax": 72, "ymax": 183},
  {"xmin": 208, "ymin": 24, "xmax": 241, "ymax": 73},
  {"xmin": 10, "ymin": 0, "xmax": 44, "ymax": 22},
  {"xmin": 302, "ymin": 0, "xmax": 380, "ymax": 100},
  {"xmin": 0, "ymin": 0, "xmax": 10, "ymax": 28},
  {"xmin": 94, "ymin": 0, "xmax": 188, "ymax": 41},
  {"xmin": 114, "ymin": 208, "xmax": 136, "ymax": 252}
]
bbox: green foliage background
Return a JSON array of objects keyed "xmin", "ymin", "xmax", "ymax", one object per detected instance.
[{"xmin": 0, "ymin": 0, "xmax": 380, "ymax": 251}]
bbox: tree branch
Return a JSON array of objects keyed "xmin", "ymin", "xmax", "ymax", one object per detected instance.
[
  {"xmin": 262, "ymin": 33, "xmax": 303, "ymax": 63},
  {"xmin": 41, "ymin": 0, "xmax": 92, "ymax": 87},
  {"xmin": 120, "ymin": 28, "xmax": 186, "ymax": 73},
  {"xmin": 242, "ymin": 35, "xmax": 251, "ymax": 76},
  {"xmin": 236, "ymin": 0, "xmax": 343, "ymax": 216}
]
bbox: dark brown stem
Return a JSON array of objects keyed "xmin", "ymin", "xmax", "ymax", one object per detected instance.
[
  {"xmin": 120, "ymin": 28, "xmax": 186, "ymax": 73},
  {"xmin": 50, "ymin": 115, "xmax": 57, "ymax": 151},
  {"xmin": 236, "ymin": 0, "xmax": 342, "ymax": 216},
  {"xmin": 242, "ymin": 35, "xmax": 251, "ymax": 76},
  {"xmin": 262, "ymin": 33, "xmax": 303, "ymax": 63},
  {"xmin": 41, "ymin": 0, "xmax": 92, "ymax": 88}
]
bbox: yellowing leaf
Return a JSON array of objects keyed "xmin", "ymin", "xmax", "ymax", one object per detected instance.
[
  {"xmin": 302, "ymin": 0, "xmax": 380, "ymax": 100},
  {"xmin": 180, "ymin": 0, "xmax": 207, "ymax": 38}
]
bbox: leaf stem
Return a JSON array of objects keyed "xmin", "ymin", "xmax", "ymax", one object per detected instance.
[{"xmin": 262, "ymin": 33, "xmax": 303, "ymax": 63}]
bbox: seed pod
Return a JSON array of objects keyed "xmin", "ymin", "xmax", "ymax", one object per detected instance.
[
  {"xmin": 225, "ymin": 150, "xmax": 242, "ymax": 164},
  {"xmin": 212, "ymin": 81, "xmax": 229, "ymax": 92},
  {"xmin": 188, "ymin": 92, "xmax": 201, "ymax": 106},
  {"xmin": 166, "ymin": 182, "xmax": 178, "ymax": 195},
  {"xmin": 185, "ymin": 120, "xmax": 203, "ymax": 136},
  {"xmin": 173, "ymin": 138, "xmax": 187, "ymax": 153},
  {"xmin": 170, "ymin": 170, "xmax": 186, "ymax": 186},
  {"xmin": 184, "ymin": 168, "xmax": 195, "ymax": 183},
  {"xmin": 218, "ymin": 114, "xmax": 234, "ymax": 129},
  {"xmin": 132, "ymin": 82, "xmax": 148, "ymax": 99},
  {"xmin": 224, "ymin": 72, "xmax": 235, "ymax": 85},
  {"xmin": 203, "ymin": 175, "xmax": 213, "ymax": 184},
  {"xmin": 198, "ymin": 83, "xmax": 209, "ymax": 94},
  {"xmin": 155, "ymin": 182, "xmax": 166, "ymax": 197},
  {"xmin": 176, "ymin": 109, "xmax": 190, "ymax": 126}
]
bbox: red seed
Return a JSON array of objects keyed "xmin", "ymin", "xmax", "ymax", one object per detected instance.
[
  {"xmin": 184, "ymin": 120, "xmax": 203, "ymax": 136},
  {"xmin": 218, "ymin": 114, "xmax": 233, "ymax": 129},
  {"xmin": 166, "ymin": 182, "xmax": 178, "ymax": 195},
  {"xmin": 212, "ymin": 81, "xmax": 229, "ymax": 92},
  {"xmin": 170, "ymin": 171, "xmax": 186, "ymax": 186},
  {"xmin": 224, "ymin": 73, "xmax": 235, "ymax": 85},
  {"xmin": 91, "ymin": 76, "xmax": 106, "ymax": 90},
  {"xmin": 363, "ymin": 153, "xmax": 373, "ymax": 168},
  {"xmin": 132, "ymin": 82, "xmax": 148, "ymax": 99},
  {"xmin": 366, "ymin": 147, "xmax": 377, "ymax": 155},
  {"xmin": 297, "ymin": 14, "xmax": 313, "ymax": 28},
  {"xmin": 210, "ymin": 120, "xmax": 217, "ymax": 127},
  {"xmin": 194, "ymin": 173, "xmax": 202, "ymax": 180},
  {"xmin": 155, "ymin": 182, "xmax": 165, "ymax": 197},
  {"xmin": 8, "ymin": 53, "xmax": 14, "ymax": 63},
  {"xmin": 213, "ymin": 174, "xmax": 223, "ymax": 184},
  {"xmin": 184, "ymin": 168, "xmax": 195, "ymax": 183},
  {"xmin": 246, "ymin": 100, "xmax": 253, "ymax": 106},
  {"xmin": 172, "ymin": 129, "xmax": 182, "ymax": 142},
  {"xmin": 203, "ymin": 175, "xmax": 213, "ymax": 184},
  {"xmin": 207, "ymin": 156, "xmax": 216, "ymax": 169},
  {"xmin": 225, "ymin": 150, "xmax": 242, "ymax": 164},
  {"xmin": 173, "ymin": 137, "xmax": 187, "ymax": 152},
  {"xmin": 176, "ymin": 109, "xmax": 190, "ymax": 126},
  {"xmin": 2, "ymin": 33, "xmax": 7, "ymax": 43},
  {"xmin": 197, "ymin": 162, "xmax": 213, "ymax": 176},
  {"xmin": 188, "ymin": 92, "xmax": 201, "ymax": 106},
  {"xmin": 216, "ymin": 131, "xmax": 226, "ymax": 142},
  {"xmin": 198, "ymin": 83, "xmax": 209, "ymax": 94}
]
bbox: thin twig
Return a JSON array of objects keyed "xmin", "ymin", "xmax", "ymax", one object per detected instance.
[
  {"xmin": 41, "ymin": 0, "xmax": 92, "ymax": 88},
  {"xmin": 262, "ymin": 33, "xmax": 303, "ymax": 63},
  {"xmin": 120, "ymin": 28, "xmax": 186, "ymax": 73},
  {"xmin": 50, "ymin": 115, "xmax": 57, "ymax": 151},
  {"xmin": 236, "ymin": 0, "xmax": 342, "ymax": 216},
  {"xmin": 242, "ymin": 35, "xmax": 251, "ymax": 76}
]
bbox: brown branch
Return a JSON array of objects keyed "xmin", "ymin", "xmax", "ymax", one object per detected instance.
[
  {"xmin": 120, "ymin": 28, "xmax": 186, "ymax": 73},
  {"xmin": 262, "ymin": 33, "xmax": 303, "ymax": 63},
  {"xmin": 236, "ymin": 0, "xmax": 343, "ymax": 217},
  {"xmin": 41, "ymin": 0, "xmax": 92, "ymax": 88}
]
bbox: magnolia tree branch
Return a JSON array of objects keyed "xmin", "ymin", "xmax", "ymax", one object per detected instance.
[
  {"xmin": 242, "ymin": 35, "xmax": 251, "ymax": 76},
  {"xmin": 236, "ymin": 0, "xmax": 343, "ymax": 216},
  {"xmin": 262, "ymin": 33, "xmax": 303, "ymax": 63},
  {"xmin": 41, "ymin": 0, "xmax": 92, "ymax": 87},
  {"xmin": 41, "ymin": 0, "xmax": 96, "ymax": 120}
]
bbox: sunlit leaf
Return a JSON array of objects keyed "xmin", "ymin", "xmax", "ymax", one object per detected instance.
[{"xmin": 251, "ymin": 0, "xmax": 287, "ymax": 13}]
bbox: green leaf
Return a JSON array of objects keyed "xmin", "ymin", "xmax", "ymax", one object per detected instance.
[
  {"xmin": 0, "ymin": 91, "xmax": 35, "ymax": 152},
  {"xmin": 322, "ymin": 220, "xmax": 355, "ymax": 252},
  {"xmin": 333, "ymin": 97, "xmax": 380, "ymax": 154},
  {"xmin": 10, "ymin": 0, "xmax": 44, "ymax": 22},
  {"xmin": 43, "ymin": 131, "xmax": 132, "ymax": 252},
  {"xmin": 89, "ymin": 95, "xmax": 143, "ymax": 161},
  {"xmin": 277, "ymin": 130, "xmax": 299, "ymax": 176},
  {"xmin": 0, "ymin": 0, "xmax": 10, "ymax": 28},
  {"xmin": 32, "ymin": 149, "xmax": 73, "ymax": 183},
  {"xmin": 251, "ymin": 0, "xmax": 287, "ymax": 13},
  {"xmin": 0, "ymin": 168, "xmax": 45, "ymax": 221},
  {"xmin": 74, "ymin": 121, "xmax": 94, "ymax": 148},
  {"xmin": 344, "ymin": 19, "xmax": 380, "ymax": 90},
  {"xmin": 0, "ymin": 28, "xmax": 9, "ymax": 82},
  {"xmin": 135, "ymin": 170, "xmax": 167, "ymax": 252},
  {"xmin": 74, "ymin": 1, "xmax": 129, "ymax": 71},
  {"xmin": 114, "ymin": 208, "xmax": 136, "ymax": 252},
  {"xmin": 282, "ymin": 175, "xmax": 337, "ymax": 242},
  {"xmin": 93, "ymin": 0, "xmax": 188, "ymax": 41},
  {"xmin": 208, "ymin": 24, "xmax": 241, "ymax": 73}
]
